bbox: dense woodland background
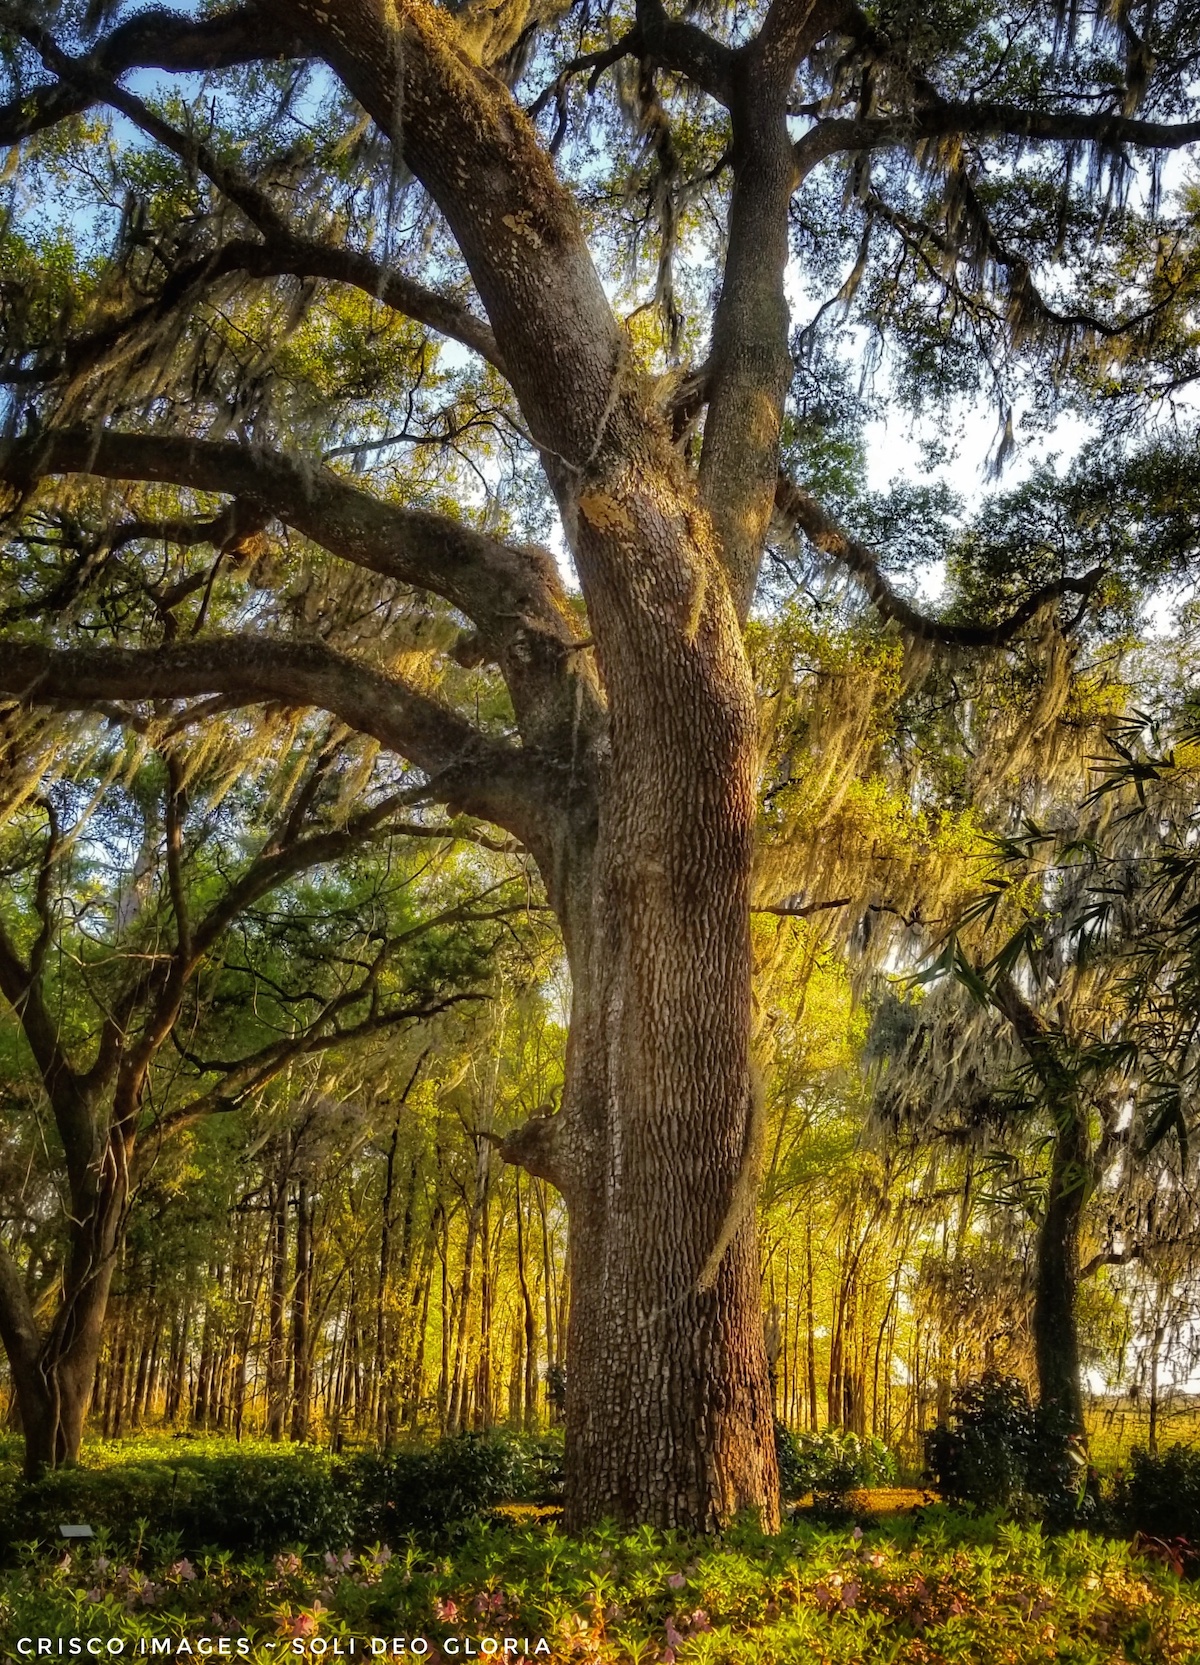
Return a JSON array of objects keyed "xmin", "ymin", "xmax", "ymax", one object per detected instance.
[{"xmin": 6, "ymin": 657, "xmax": 1200, "ymax": 1464}]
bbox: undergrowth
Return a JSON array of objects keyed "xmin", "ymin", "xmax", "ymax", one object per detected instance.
[{"xmin": 2, "ymin": 1510, "xmax": 1198, "ymax": 1663}]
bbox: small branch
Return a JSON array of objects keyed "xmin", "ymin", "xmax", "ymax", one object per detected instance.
[
  {"xmin": 1080, "ymin": 1245, "xmax": 1142, "ymax": 1280},
  {"xmin": 775, "ymin": 475, "xmax": 1104, "ymax": 647},
  {"xmin": 754, "ymin": 895, "xmax": 853, "ymax": 918},
  {"xmin": 0, "ymin": 7, "xmax": 305, "ymax": 148},
  {"xmin": 0, "ymin": 634, "xmax": 553, "ymax": 849},
  {"xmin": 634, "ymin": 0, "xmax": 735, "ymax": 106}
]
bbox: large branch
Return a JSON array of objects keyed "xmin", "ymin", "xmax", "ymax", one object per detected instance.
[
  {"xmin": 697, "ymin": 0, "xmax": 843, "ymax": 615},
  {"xmin": 795, "ymin": 100, "xmax": 1200, "ymax": 178},
  {"xmin": 774, "ymin": 476, "xmax": 1103, "ymax": 647},
  {"xmin": 227, "ymin": 238, "xmax": 504, "ymax": 372},
  {"xmin": 0, "ymin": 6, "xmax": 306, "ymax": 146},
  {"xmin": 256, "ymin": 0, "xmax": 626, "ymax": 473},
  {"xmin": 635, "ymin": 0, "xmax": 735, "ymax": 106},
  {"xmin": 0, "ymin": 636, "xmax": 554, "ymax": 847},
  {"xmin": 6, "ymin": 27, "xmax": 506, "ymax": 381},
  {"xmin": 0, "ymin": 425, "xmax": 597, "ymax": 756},
  {"xmin": 1, "ymin": 230, "xmax": 504, "ymax": 394},
  {"xmin": 0, "ymin": 914, "xmax": 82, "ymax": 1117},
  {"xmin": 0, "ymin": 1239, "xmax": 40, "ymax": 1374},
  {"xmin": 27, "ymin": 50, "xmax": 509, "ymax": 377}
]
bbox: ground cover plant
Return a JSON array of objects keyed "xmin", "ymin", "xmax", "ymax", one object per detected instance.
[{"xmin": 3, "ymin": 1508, "xmax": 1200, "ymax": 1664}]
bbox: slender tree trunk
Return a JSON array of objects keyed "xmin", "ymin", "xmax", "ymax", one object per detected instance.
[
  {"xmin": 805, "ymin": 1222, "xmax": 818, "ymax": 1431},
  {"xmin": 515, "ymin": 1173, "xmax": 538, "ymax": 1431},
  {"xmin": 405, "ymin": 1232, "xmax": 434, "ymax": 1431},
  {"xmin": 266, "ymin": 1180, "xmax": 288, "ymax": 1441},
  {"xmin": 165, "ymin": 1306, "xmax": 189, "ymax": 1424},
  {"xmin": 446, "ymin": 1157, "xmax": 482, "ymax": 1435},
  {"xmin": 1032, "ymin": 1104, "xmax": 1089, "ymax": 1435},
  {"xmin": 1148, "ymin": 1322, "xmax": 1164, "ymax": 1455},
  {"xmin": 290, "ymin": 1182, "xmax": 313, "ymax": 1442},
  {"xmin": 131, "ymin": 1307, "xmax": 155, "ymax": 1430}
]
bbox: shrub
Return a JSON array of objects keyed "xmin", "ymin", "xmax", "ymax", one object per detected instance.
[
  {"xmin": 776, "ymin": 1425, "xmax": 896, "ymax": 1512},
  {"xmin": 353, "ymin": 1429, "xmax": 563, "ymax": 1540},
  {"xmin": 3, "ymin": 1446, "xmax": 358, "ymax": 1558},
  {"xmin": 775, "ymin": 1419, "xmax": 805, "ymax": 1500},
  {"xmin": 926, "ymin": 1374, "xmax": 1091, "ymax": 1522},
  {"xmin": 1116, "ymin": 1442, "xmax": 1200, "ymax": 1551}
]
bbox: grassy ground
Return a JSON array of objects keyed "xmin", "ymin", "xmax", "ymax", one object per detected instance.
[{"xmin": 1087, "ymin": 1402, "xmax": 1200, "ymax": 1473}]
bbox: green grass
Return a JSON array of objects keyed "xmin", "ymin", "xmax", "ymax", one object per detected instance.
[{"xmin": 1087, "ymin": 1402, "xmax": 1200, "ymax": 1473}]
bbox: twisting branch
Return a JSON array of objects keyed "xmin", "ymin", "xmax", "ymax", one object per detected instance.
[
  {"xmin": 774, "ymin": 475, "xmax": 1104, "ymax": 647},
  {"xmin": 0, "ymin": 635, "xmax": 555, "ymax": 846},
  {"xmin": 862, "ymin": 186, "xmax": 1178, "ymax": 349},
  {"xmin": 528, "ymin": 29, "xmax": 640, "ymax": 143},
  {"xmin": 633, "ymin": 0, "xmax": 736, "ymax": 107},
  {"xmin": 794, "ymin": 99, "xmax": 1200, "ymax": 181},
  {"xmin": 9, "ymin": 33, "xmax": 506, "ymax": 379},
  {"xmin": 0, "ymin": 233, "xmax": 504, "ymax": 390},
  {"xmin": 0, "ymin": 425, "xmax": 598, "ymax": 757},
  {"xmin": 753, "ymin": 895, "xmax": 853, "ymax": 918},
  {"xmin": 0, "ymin": 6, "xmax": 306, "ymax": 147}
]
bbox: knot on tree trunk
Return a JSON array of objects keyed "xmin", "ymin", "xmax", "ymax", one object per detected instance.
[{"xmin": 492, "ymin": 1107, "xmax": 565, "ymax": 1189}]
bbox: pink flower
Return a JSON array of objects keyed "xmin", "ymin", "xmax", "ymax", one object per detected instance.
[
  {"xmin": 274, "ymin": 1552, "xmax": 304, "ymax": 1578},
  {"xmin": 170, "ymin": 1559, "xmax": 197, "ymax": 1582},
  {"xmin": 667, "ymin": 1572, "xmax": 686, "ymax": 1589},
  {"xmin": 433, "ymin": 1597, "xmax": 458, "ymax": 1623},
  {"xmin": 689, "ymin": 1609, "xmax": 712, "ymax": 1633},
  {"xmin": 840, "ymin": 1581, "xmax": 860, "ymax": 1611},
  {"xmin": 665, "ymin": 1619, "xmax": 683, "ymax": 1650}
]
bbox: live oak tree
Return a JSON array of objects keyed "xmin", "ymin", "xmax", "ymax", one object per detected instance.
[{"xmin": 0, "ymin": 0, "xmax": 1198, "ymax": 1526}]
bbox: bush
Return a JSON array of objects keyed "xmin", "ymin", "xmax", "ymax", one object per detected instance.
[
  {"xmin": 1116, "ymin": 1442, "xmax": 1200, "ymax": 1550},
  {"xmin": 926, "ymin": 1374, "xmax": 1091, "ymax": 1523},
  {"xmin": 0, "ymin": 1429, "xmax": 567, "ymax": 1560},
  {"xmin": 353, "ymin": 1429, "xmax": 563, "ymax": 1540},
  {"xmin": 2, "ymin": 1446, "xmax": 358, "ymax": 1558},
  {"xmin": 776, "ymin": 1424, "xmax": 896, "ymax": 1512}
]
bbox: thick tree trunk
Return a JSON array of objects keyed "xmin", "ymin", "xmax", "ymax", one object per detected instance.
[
  {"xmin": 0, "ymin": 1145, "xmax": 128, "ymax": 1479},
  {"xmin": 11, "ymin": 1337, "xmax": 99, "ymax": 1480},
  {"xmin": 1032, "ymin": 1107, "xmax": 1089, "ymax": 1435},
  {"xmin": 558, "ymin": 901, "xmax": 777, "ymax": 1528},
  {"xmin": 504, "ymin": 518, "xmax": 779, "ymax": 1529}
]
